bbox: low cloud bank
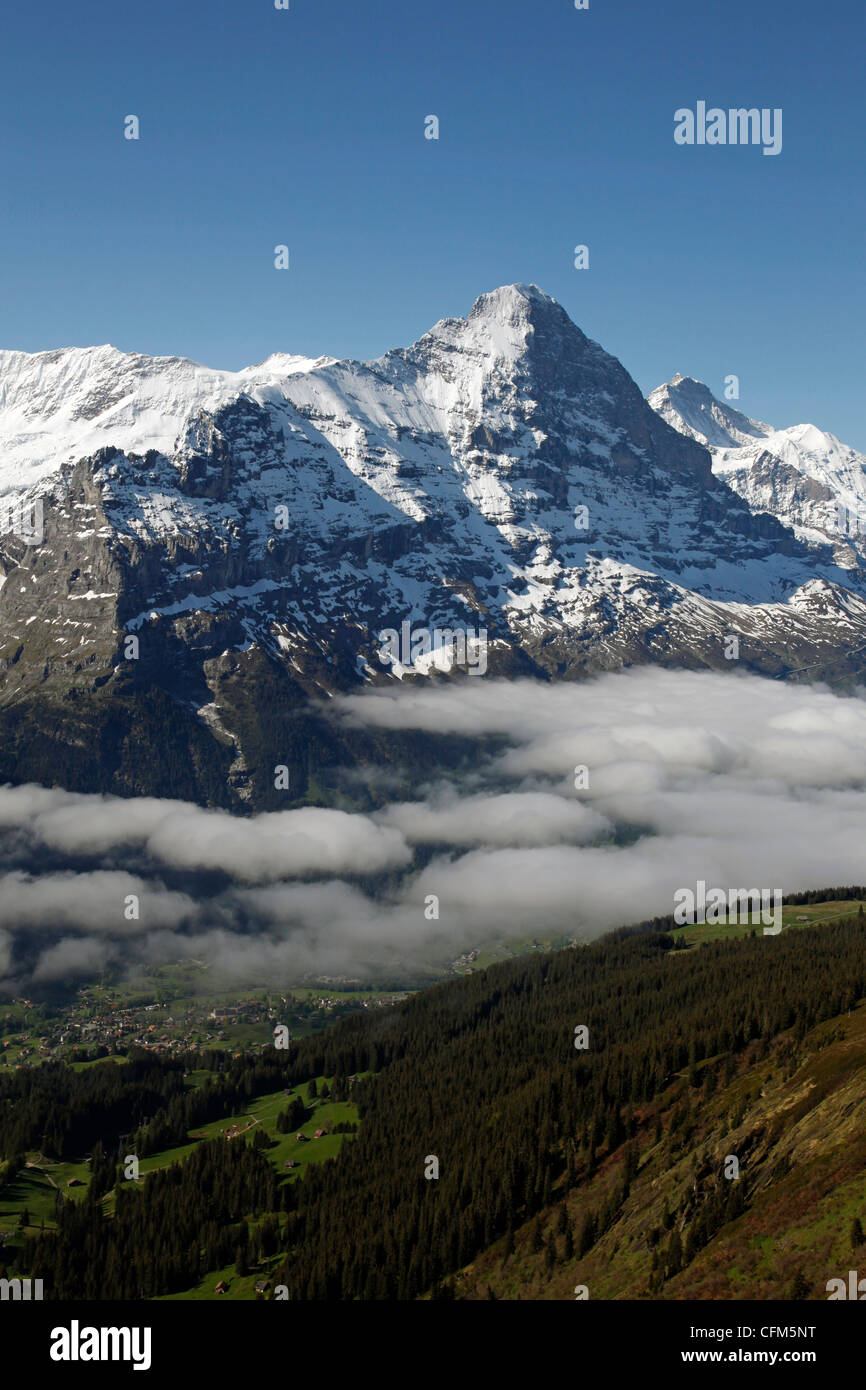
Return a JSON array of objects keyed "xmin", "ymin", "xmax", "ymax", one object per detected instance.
[{"xmin": 2, "ymin": 669, "xmax": 866, "ymax": 992}]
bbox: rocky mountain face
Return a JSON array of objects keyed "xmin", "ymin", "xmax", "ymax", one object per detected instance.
[
  {"xmin": 649, "ymin": 373, "xmax": 866, "ymax": 571},
  {"xmin": 2, "ymin": 285, "xmax": 866, "ymax": 810}
]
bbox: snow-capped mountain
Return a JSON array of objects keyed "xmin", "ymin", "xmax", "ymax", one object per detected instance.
[
  {"xmin": 0, "ymin": 344, "xmax": 336, "ymax": 490},
  {"xmin": 649, "ymin": 374, "xmax": 866, "ymax": 570},
  {"xmin": 646, "ymin": 373, "xmax": 774, "ymax": 450},
  {"xmin": 2, "ymin": 285, "xmax": 865, "ymax": 809}
]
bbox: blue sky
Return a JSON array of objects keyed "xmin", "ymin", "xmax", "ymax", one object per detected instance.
[{"xmin": 1, "ymin": 0, "xmax": 864, "ymax": 445}]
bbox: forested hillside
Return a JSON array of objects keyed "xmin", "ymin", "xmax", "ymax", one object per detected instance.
[{"xmin": 5, "ymin": 911, "xmax": 866, "ymax": 1299}]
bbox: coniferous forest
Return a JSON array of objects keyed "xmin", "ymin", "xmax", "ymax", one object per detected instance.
[{"xmin": 5, "ymin": 910, "xmax": 866, "ymax": 1300}]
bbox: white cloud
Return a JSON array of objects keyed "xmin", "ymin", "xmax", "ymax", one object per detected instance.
[
  {"xmin": 378, "ymin": 790, "xmax": 610, "ymax": 848},
  {"xmin": 3, "ymin": 669, "xmax": 866, "ymax": 990}
]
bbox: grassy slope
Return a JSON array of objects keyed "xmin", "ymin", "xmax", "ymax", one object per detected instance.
[
  {"xmin": 454, "ymin": 1001, "xmax": 866, "ymax": 1300},
  {"xmin": 671, "ymin": 900, "xmax": 866, "ymax": 947},
  {"xmin": 0, "ymin": 1077, "xmax": 358, "ymax": 1260},
  {"xmin": 156, "ymin": 1081, "xmax": 360, "ymax": 1300}
]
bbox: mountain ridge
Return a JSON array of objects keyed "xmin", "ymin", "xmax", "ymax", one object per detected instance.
[
  {"xmin": 649, "ymin": 372, "xmax": 866, "ymax": 570},
  {"xmin": 2, "ymin": 286, "xmax": 866, "ymax": 810}
]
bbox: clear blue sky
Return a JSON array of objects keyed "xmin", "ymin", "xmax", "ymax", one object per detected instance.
[{"xmin": 1, "ymin": 0, "xmax": 864, "ymax": 445}]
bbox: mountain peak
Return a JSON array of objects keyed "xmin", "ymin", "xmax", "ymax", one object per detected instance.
[
  {"xmin": 649, "ymin": 374, "xmax": 772, "ymax": 449},
  {"xmin": 422, "ymin": 283, "xmax": 570, "ymax": 344},
  {"xmin": 469, "ymin": 283, "xmax": 558, "ymax": 318},
  {"xmin": 416, "ymin": 283, "xmax": 591, "ymax": 380}
]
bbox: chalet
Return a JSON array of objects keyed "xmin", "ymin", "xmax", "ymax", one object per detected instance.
[
  {"xmin": 314, "ymin": 1128, "xmax": 325, "ymax": 1139},
  {"xmin": 209, "ymin": 1006, "xmax": 242, "ymax": 1023},
  {"xmin": 295, "ymin": 1133, "xmax": 308, "ymax": 1142},
  {"xmin": 284, "ymin": 1160, "xmax": 297, "ymax": 1169},
  {"xmin": 214, "ymin": 1280, "xmax": 229, "ymax": 1295},
  {"xmin": 66, "ymin": 1178, "xmax": 83, "ymax": 1188},
  {"xmin": 255, "ymin": 1279, "xmax": 271, "ymax": 1297}
]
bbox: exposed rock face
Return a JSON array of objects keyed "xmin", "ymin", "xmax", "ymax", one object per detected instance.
[
  {"xmin": 649, "ymin": 375, "xmax": 866, "ymax": 572},
  {"xmin": 2, "ymin": 285, "xmax": 865, "ymax": 810}
]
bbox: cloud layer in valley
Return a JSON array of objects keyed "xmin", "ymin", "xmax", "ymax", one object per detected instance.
[{"xmin": 2, "ymin": 668, "xmax": 866, "ymax": 993}]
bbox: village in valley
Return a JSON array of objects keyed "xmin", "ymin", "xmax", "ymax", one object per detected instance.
[
  {"xmin": 0, "ymin": 939, "xmax": 570, "ymax": 1068},
  {"xmin": 0, "ymin": 970, "xmax": 411, "ymax": 1068}
]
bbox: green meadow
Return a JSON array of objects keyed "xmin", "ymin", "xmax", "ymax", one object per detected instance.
[
  {"xmin": 671, "ymin": 899, "xmax": 866, "ymax": 947},
  {"xmin": 0, "ymin": 1074, "xmax": 358, "ymax": 1261}
]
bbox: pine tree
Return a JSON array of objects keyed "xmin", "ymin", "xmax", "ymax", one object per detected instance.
[
  {"xmin": 683, "ymin": 1227, "xmax": 696, "ymax": 1265},
  {"xmin": 666, "ymin": 1227, "xmax": 683, "ymax": 1278},
  {"xmin": 578, "ymin": 1211, "xmax": 596, "ymax": 1257},
  {"xmin": 565, "ymin": 1145, "xmax": 575, "ymax": 1188}
]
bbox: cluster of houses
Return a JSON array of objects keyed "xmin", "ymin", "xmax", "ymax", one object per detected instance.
[
  {"xmin": 282, "ymin": 1128, "xmax": 327, "ymax": 1170},
  {"xmin": 2, "ymin": 986, "xmax": 413, "ymax": 1070},
  {"xmin": 214, "ymin": 1277, "xmax": 275, "ymax": 1298},
  {"xmin": 451, "ymin": 950, "xmax": 480, "ymax": 974},
  {"xmin": 1, "ymin": 991, "xmax": 286, "ymax": 1066}
]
